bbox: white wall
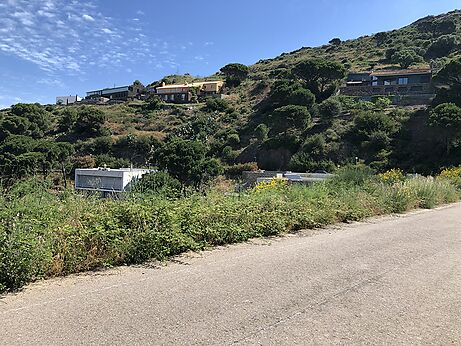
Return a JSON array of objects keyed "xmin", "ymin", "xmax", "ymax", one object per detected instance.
[{"xmin": 56, "ymin": 95, "xmax": 82, "ymax": 105}]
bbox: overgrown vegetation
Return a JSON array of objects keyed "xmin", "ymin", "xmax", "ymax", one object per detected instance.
[{"xmin": 1, "ymin": 168, "xmax": 460, "ymax": 293}]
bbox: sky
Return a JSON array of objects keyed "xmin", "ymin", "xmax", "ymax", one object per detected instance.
[{"xmin": 0, "ymin": 0, "xmax": 459, "ymax": 109}]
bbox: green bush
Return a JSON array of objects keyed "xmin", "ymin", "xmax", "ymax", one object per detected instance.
[
  {"xmin": 332, "ymin": 164, "xmax": 376, "ymax": 186},
  {"xmin": 224, "ymin": 162, "xmax": 259, "ymax": 178},
  {"xmin": 133, "ymin": 172, "xmax": 182, "ymax": 198},
  {"xmin": 318, "ymin": 98, "xmax": 342, "ymax": 120}
]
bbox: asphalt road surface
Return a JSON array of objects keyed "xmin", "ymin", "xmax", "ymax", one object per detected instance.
[{"xmin": 2, "ymin": 204, "xmax": 461, "ymax": 345}]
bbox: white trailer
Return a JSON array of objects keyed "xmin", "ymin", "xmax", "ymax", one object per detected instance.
[{"xmin": 75, "ymin": 168, "xmax": 152, "ymax": 194}]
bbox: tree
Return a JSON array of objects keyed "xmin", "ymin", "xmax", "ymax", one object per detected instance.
[
  {"xmin": 266, "ymin": 80, "xmax": 316, "ymax": 109},
  {"xmin": 113, "ymin": 135, "xmax": 158, "ymax": 165},
  {"xmin": 350, "ymin": 111, "xmax": 400, "ymax": 167},
  {"xmin": 318, "ymin": 98, "xmax": 342, "ymax": 121},
  {"xmin": 433, "ymin": 57, "xmax": 461, "ymax": 107},
  {"xmin": 429, "ymin": 103, "xmax": 461, "ymax": 155},
  {"xmin": 374, "ymin": 32, "xmax": 390, "ymax": 46},
  {"xmin": 9, "ymin": 103, "xmax": 51, "ymax": 138},
  {"xmin": 329, "ymin": 38, "xmax": 342, "ymax": 46},
  {"xmin": 14, "ymin": 152, "xmax": 45, "ymax": 178},
  {"xmin": 74, "ymin": 107, "xmax": 106, "ymax": 137},
  {"xmin": 144, "ymin": 95, "xmax": 163, "ymax": 111},
  {"xmin": 0, "ymin": 116, "xmax": 32, "ymax": 141},
  {"xmin": 134, "ymin": 172, "xmax": 182, "ymax": 198},
  {"xmin": 220, "ymin": 63, "xmax": 249, "ymax": 87},
  {"xmin": 292, "ymin": 59, "xmax": 346, "ymax": 100},
  {"xmin": 417, "ymin": 18, "xmax": 456, "ymax": 35},
  {"xmin": 198, "ymin": 158, "xmax": 224, "ymax": 187},
  {"xmin": 58, "ymin": 108, "xmax": 78, "ymax": 133},
  {"xmin": 270, "ymin": 105, "xmax": 311, "ymax": 132},
  {"xmin": 0, "ymin": 135, "xmax": 40, "ymax": 177},
  {"xmin": 391, "ymin": 49, "xmax": 423, "ymax": 69},
  {"xmin": 226, "ymin": 133, "xmax": 240, "ymax": 147},
  {"xmin": 426, "ymin": 35, "xmax": 458, "ymax": 59},
  {"xmin": 155, "ymin": 138, "xmax": 222, "ymax": 188},
  {"xmin": 254, "ymin": 123, "xmax": 269, "ymax": 141}
]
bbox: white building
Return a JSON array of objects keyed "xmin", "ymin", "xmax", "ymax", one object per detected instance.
[
  {"xmin": 56, "ymin": 95, "xmax": 82, "ymax": 105},
  {"xmin": 75, "ymin": 167, "xmax": 153, "ymax": 193}
]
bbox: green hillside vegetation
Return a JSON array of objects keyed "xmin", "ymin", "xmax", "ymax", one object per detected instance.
[{"xmin": 1, "ymin": 10, "xmax": 461, "ymax": 186}]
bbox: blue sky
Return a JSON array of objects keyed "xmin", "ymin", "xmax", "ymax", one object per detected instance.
[{"xmin": 0, "ymin": 0, "xmax": 459, "ymax": 108}]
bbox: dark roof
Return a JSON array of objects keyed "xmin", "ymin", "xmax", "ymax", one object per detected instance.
[{"xmin": 370, "ymin": 69, "xmax": 432, "ymax": 77}]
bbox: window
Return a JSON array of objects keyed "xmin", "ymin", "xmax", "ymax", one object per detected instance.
[
  {"xmin": 420, "ymin": 75, "xmax": 430, "ymax": 83},
  {"xmin": 398, "ymin": 78, "xmax": 409, "ymax": 85}
]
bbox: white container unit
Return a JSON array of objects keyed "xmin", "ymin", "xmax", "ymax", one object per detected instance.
[{"xmin": 75, "ymin": 168, "xmax": 152, "ymax": 193}]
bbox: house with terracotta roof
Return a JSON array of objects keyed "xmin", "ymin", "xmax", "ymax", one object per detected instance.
[{"xmin": 340, "ymin": 69, "xmax": 435, "ymax": 104}]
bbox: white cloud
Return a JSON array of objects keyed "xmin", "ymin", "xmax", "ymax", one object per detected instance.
[
  {"xmin": 101, "ymin": 28, "xmax": 114, "ymax": 34},
  {"xmin": 12, "ymin": 11, "xmax": 34, "ymax": 26},
  {"xmin": 0, "ymin": 0, "xmax": 185, "ymax": 81},
  {"xmin": 37, "ymin": 78, "xmax": 65, "ymax": 88},
  {"xmin": 82, "ymin": 14, "xmax": 95, "ymax": 22}
]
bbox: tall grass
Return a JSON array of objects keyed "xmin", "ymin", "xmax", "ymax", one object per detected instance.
[{"xmin": 0, "ymin": 173, "xmax": 459, "ymax": 293}]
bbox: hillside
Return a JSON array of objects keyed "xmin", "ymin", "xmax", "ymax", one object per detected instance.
[
  {"xmin": 1, "ymin": 10, "xmax": 461, "ymax": 185},
  {"xmin": 251, "ymin": 10, "xmax": 461, "ymax": 76}
]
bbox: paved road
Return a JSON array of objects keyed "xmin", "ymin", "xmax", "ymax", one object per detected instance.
[{"xmin": 2, "ymin": 204, "xmax": 461, "ymax": 345}]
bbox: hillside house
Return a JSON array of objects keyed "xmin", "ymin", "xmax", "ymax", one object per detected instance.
[
  {"xmin": 340, "ymin": 69, "xmax": 435, "ymax": 104},
  {"xmin": 154, "ymin": 81, "xmax": 224, "ymax": 103},
  {"xmin": 56, "ymin": 95, "xmax": 82, "ymax": 105},
  {"xmin": 86, "ymin": 82, "xmax": 146, "ymax": 102}
]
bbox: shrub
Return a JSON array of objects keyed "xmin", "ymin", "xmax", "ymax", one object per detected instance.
[
  {"xmin": 252, "ymin": 178, "xmax": 288, "ymax": 193},
  {"xmin": 374, "ymin": 97, "xmax": 392, "ymax": 110},
  {"xmin": 224, "ymin": 162, "xmax": 259, "ymax": 178},
  {"xmin": 226, "ymin": 133, "xmax": 240, "ymax": 147},
  {"xmin": 133, "ymin": 172, "xmax": 182, "ymax": 198},
  {"xmin": 439, "ymin": 166, "xmax": 461, "ymax": 188},
  {"xmin": 94, "ymin": 154, "xmax": 130, "ymax": 169},
  {"xmin": 318, "ymin": 98, "xmax": 342, "ymax": 120},
  {"xmin": 254, "ymin": 124, "xmax": 269, "ymax": 141},
  {"xmin": 426, "ymin": 35, "xmax": 458, "ymax": 58},
  {"xmin": 205, "ymin": 98, "xmax": 230, "ymax": 113},
  {"xmin": 391, "ymin": 49, "xmax": 423, "ymax": 68},
  {"xmin": 332, "ymin": 164, "xmax": 375, "ymax": 186},
  {"xmin": 378, "ymin": 168, "xmax": 405, "ymax": 184}
]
